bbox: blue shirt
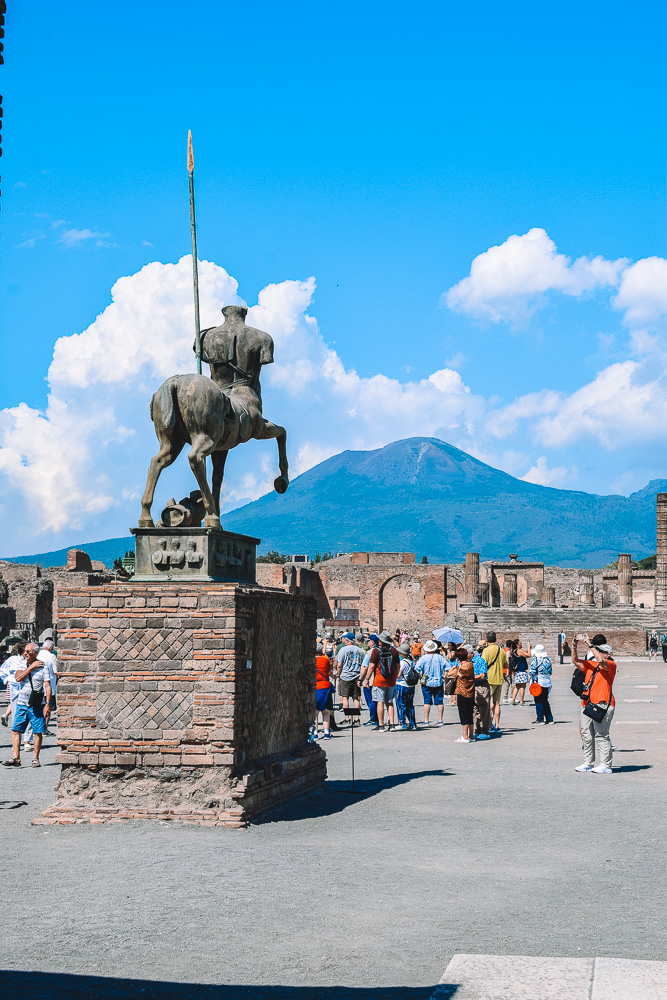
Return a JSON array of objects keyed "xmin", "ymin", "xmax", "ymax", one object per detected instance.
[
  {"xmin": 416, "ymin": 652, "xmax": 447, "ymax": 687},
  {"xmin": 530, "ymin": 655, "xmax": 552, "ymax": 688},
  {"xmin": 472, "ymin": 652, "xmax": 487, "ymax": 677}
]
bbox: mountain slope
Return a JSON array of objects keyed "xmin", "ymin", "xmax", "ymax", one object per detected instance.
[
  {"xmin": 223, "ymin": 438, "xmax": 664, "ymax": 566},
  {"xmin": 4, "ymin": 438, "xmax": 664, "ymax": 568}
]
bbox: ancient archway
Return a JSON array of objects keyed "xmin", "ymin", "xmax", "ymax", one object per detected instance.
[{"xmin": 378, "ymin": 574, "xmax": 427, "ymax": 633}]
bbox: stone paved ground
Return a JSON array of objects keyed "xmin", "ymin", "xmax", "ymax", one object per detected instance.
[{"xmin": 0, "ymin": 657, "xmax": 665, "ymax": 999}]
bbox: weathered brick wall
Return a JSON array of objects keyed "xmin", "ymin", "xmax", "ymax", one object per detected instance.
[
  {"xmin": 247, "ymin": 590, "xmax": 316, "ymax": 759},
  {"xmin": 37, "ymin": 581, "xmax": 325, "ymax": 827}
]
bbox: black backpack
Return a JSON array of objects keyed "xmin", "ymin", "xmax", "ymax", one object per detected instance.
[
  {"xmin": 378, "ymin": 649, "xmax": 395, "ymax": 681},
  {"xmin": 571, "ymin": 664, "xmax": 598, "ymax": 698},
  {"xmin": 403, "ymin": 660, "xmax": 421, "ymax": 686}
]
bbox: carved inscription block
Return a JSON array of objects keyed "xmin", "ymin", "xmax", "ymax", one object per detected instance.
[{"xmin": 131, "ymin": 526, "xmax": 260, "ymax": 583}]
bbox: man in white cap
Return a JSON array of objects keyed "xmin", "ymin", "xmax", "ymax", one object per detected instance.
[
  {"xmin": 335, "ymin": 631, "xmax": 364, "ymax": 724},
  {"xmin": 572, "ymin": 633, "xmax": 616, "ymax": 774}
]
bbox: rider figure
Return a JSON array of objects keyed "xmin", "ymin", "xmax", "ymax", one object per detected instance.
[{"xmin": 198, "ymin": 305, "xmax": 274, "ymax": 398}]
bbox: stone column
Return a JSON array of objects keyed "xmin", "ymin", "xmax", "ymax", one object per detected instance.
[
  {"xmin": 464, "ymin": 552, "xmax": 480, "ymax": 604},
  {"xmin": 503, "ymin": 573, "xmax": 517, "ymax": 605},
  {"xmin": 542, "ymin": 586, "xmax": 556, "ymax": 606},
  {"xmin": 657, "ymin": 493, "xmax": 667, "ymax": 606},
  {"xmin": 618, "ymin": 553, "xmax": 633, "ymax": 605},
  {"xmin": 579, "ymin": 572, "xmax": 594, "ymax": 605}
]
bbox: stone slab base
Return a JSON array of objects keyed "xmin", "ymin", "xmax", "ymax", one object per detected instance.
[
  {"xmin": 34, "ymin": 743, "xmax": 325, "ymax": 828},
  {"xmin": 435, "ymin": 953, "xmax": 667, "ymax": 1000}
]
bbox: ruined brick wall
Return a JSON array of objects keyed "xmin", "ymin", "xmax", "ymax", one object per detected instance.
[
  {"xmin": 379, "ymin": 575, "xmax": 427, "ymax": 633},
  {"xmin": 545, "ymin": 567, "xmax": 604, "ymax": 607},
  {"xmin": 247, "ymin": 589, "xmax": 316, "ymax": 759},
  {"xmin": 5, "ymin": 578, "xmax": 54, "ymax": 633},
  {"xmin": 255, "ymin": 564, "xmax": 284, "ymax": 589}
]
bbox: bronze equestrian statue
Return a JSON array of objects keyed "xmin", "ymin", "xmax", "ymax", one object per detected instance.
[{"xmin": 139, "ymin": 305, "xmax": 289, "ymax": 529}]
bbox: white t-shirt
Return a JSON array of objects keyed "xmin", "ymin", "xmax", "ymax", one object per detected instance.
[
  {"xmin": 16, "ymin": 664, "xmax": 49, "ymax": 707},
  {"xmin": 395, "ymin": 657, "xmax": 414, "ymax": 688},
  {"xmin": 0, "ymin": 654, "xmax": 24, "ymax": 702},
  {"xmin": 38, "ymin": 649, "xmax": 57, "ymax": 690}
]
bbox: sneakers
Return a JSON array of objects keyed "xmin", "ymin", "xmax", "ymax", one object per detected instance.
[
  {"xmin": 575, "ymin": 763, "xmax": 594, "ymax": 772},
  {"xmin": 455, "ymin": 736, "xmax": 471, "ymax": 743},
  {"xmin": 401, "ymin": 723, "xmax": 409, "ymax": 730},
  {"xmin": 435, "ymin": 721, "xmax": 444, "ymax": 727},
  {"xmin": 592, "ymin": 765, "xmax": 612, "ymax": 774},
  {"xmin": 1, "ymin": 716, "xmax": 7, "ymax": 727},
  {"xmin": 476, "ymin": 733, "xmax": 491, "ymax": 741},
  {"xmin": 322, "ymin": 732, "xmax": 331, "ymax": 740},
  {"xmin": 489, "ymin": 725, "xmax": 500, "ymax": 733},
  {"xmin": 370, "ymin": 724, "xmax": 380, "ymax": 731}
]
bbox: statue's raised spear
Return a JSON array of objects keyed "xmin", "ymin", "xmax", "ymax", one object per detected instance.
[{"xmin": 188, "ymin": 130, "xmax": 202, "ymax": 374}]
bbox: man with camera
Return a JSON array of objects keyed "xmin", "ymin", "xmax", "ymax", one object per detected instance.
[
  {"xmin": 572, "ymin": 633, "xmax": 616, "ymax": 774},
  {"xmin": 1, "ymin": 642, "xmax": 52, "ymax": 768}
]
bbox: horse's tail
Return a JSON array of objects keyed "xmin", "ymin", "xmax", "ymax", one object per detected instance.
[{"xmin": 151, "ymin": 378, "xmax": 179, "ymax": 432}]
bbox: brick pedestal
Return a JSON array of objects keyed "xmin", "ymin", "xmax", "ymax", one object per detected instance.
[{"xmin": 36, "ymin": 582, "xmax": 326, "ymax": 828}]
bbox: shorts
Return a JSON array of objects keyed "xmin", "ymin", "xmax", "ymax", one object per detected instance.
[
  {"xmin": 489, "ymin": 684, "xmax": 503, "ymax": 705},
  {"xmin": 316, "ymin": 687, "xmax": 333, "ymax": 712},
  {"xmin": 372, "ymin": 686, "xmax": 395, "ymax": 703},
  {"xmin": 12, "ymin": 703, "xmax": 46, "ymax": 735},
  {"xmin": 338, "ymin": 677, "xmax": 360, "ymax": 699},
  {"xmin": 422, "ymin": 685, "xmax": 444, "ymax": 706}
]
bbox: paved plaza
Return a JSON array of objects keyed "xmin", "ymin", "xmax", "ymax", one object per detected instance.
[{"xmin": 1, "ymin": 657, "xmax": 665, "ymax": 998}]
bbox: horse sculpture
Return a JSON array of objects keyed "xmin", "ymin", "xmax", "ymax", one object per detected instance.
[{"xmin": 138, "ymin": 305, "xmax": 288, "ymax": 529}]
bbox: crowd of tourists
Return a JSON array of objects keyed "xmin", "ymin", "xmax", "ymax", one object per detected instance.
[
  {"xmin": 0, "ymin": 624, "xmax": 621, "ymax": 776},
  {"xmin": 314, "ymin": 627, "xmax": 618, "ymax": 773}
]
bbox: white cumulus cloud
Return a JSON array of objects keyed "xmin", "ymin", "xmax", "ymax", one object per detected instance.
[
  {"xmin": 445, "ymin": 227, "xmax": 627, "ymax": 325},
  {"xmin": 521, "ymin": 456, "xmax": 574, "ymax": 488},
  {"xmin": 613, "ymin": 256, "xmax": 667, "ymax": 328}
]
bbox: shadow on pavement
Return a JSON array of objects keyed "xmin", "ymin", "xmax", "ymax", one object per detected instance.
[
  {"xmin": 257, "ymin": 769, "xmax": 450, "ymax": 823},
  {"xmin": 0, "ymin": 800, "xmax": 27, "ymax": 809},
  {"xmin": 0, "ymin": 971, "xmax": 446, "ymax": 999},
  {"xmin": 612, "ymin": 764, "xmax": 652, "ymax": 772}
]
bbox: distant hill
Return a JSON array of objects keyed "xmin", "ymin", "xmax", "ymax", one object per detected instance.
[
  {"xmin": 4, "ymin": 438, "xmax": 665, "ymax": 569},
  {"xmin": 2, "ymin": 537, "xmax": 136, "ymax": 570}
]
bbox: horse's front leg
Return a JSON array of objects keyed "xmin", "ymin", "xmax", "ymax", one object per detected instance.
[
  {"xmin": 188, "ymin": 434, "xmax": 220, "ymax": 528},
  {"xmin": 256, "ymin": 420, "xmax": 289, "ymax": 494},
  {"xmin": 139, "ymin": 438, "xmax": 184, "ymax": 527},
  {"xmin": 211, "ymin": 450, "xmax": 228, "ymax": 516}
]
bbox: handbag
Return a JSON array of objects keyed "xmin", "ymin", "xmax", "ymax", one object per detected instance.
[
  {"xmin": 582, "ymin": 700, "xmax": 609, "ymax": 723},
  {"xmin": 28, "ymin": 673, "xmax": 43, "ymax": 710}
]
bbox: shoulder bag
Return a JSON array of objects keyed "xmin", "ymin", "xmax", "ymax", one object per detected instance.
[{"xmin": 28, "ymin": 672, "xmax": 43, "ymax": 710}]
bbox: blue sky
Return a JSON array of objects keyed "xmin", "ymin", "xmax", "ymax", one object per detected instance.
[{"xmin": 1, "ymin": 1, "xmax": 666, "ymax": 556}]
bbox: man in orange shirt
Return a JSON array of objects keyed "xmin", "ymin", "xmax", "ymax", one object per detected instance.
[{"xmin": 572, "ymin": 632, "xmax": 616, "ymax": 774}]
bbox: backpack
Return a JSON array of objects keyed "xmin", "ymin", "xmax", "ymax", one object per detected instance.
[
  {"xmin": 571, "ymin": 664, "xmax": 598, "ymax": 699},
  {"xmin": 403, "ymin": 660, "xmax": 420, "ymax": 686},
  {"xmin": 378, "ymin": 648, "xmax": 395, "ymax": 681}
]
